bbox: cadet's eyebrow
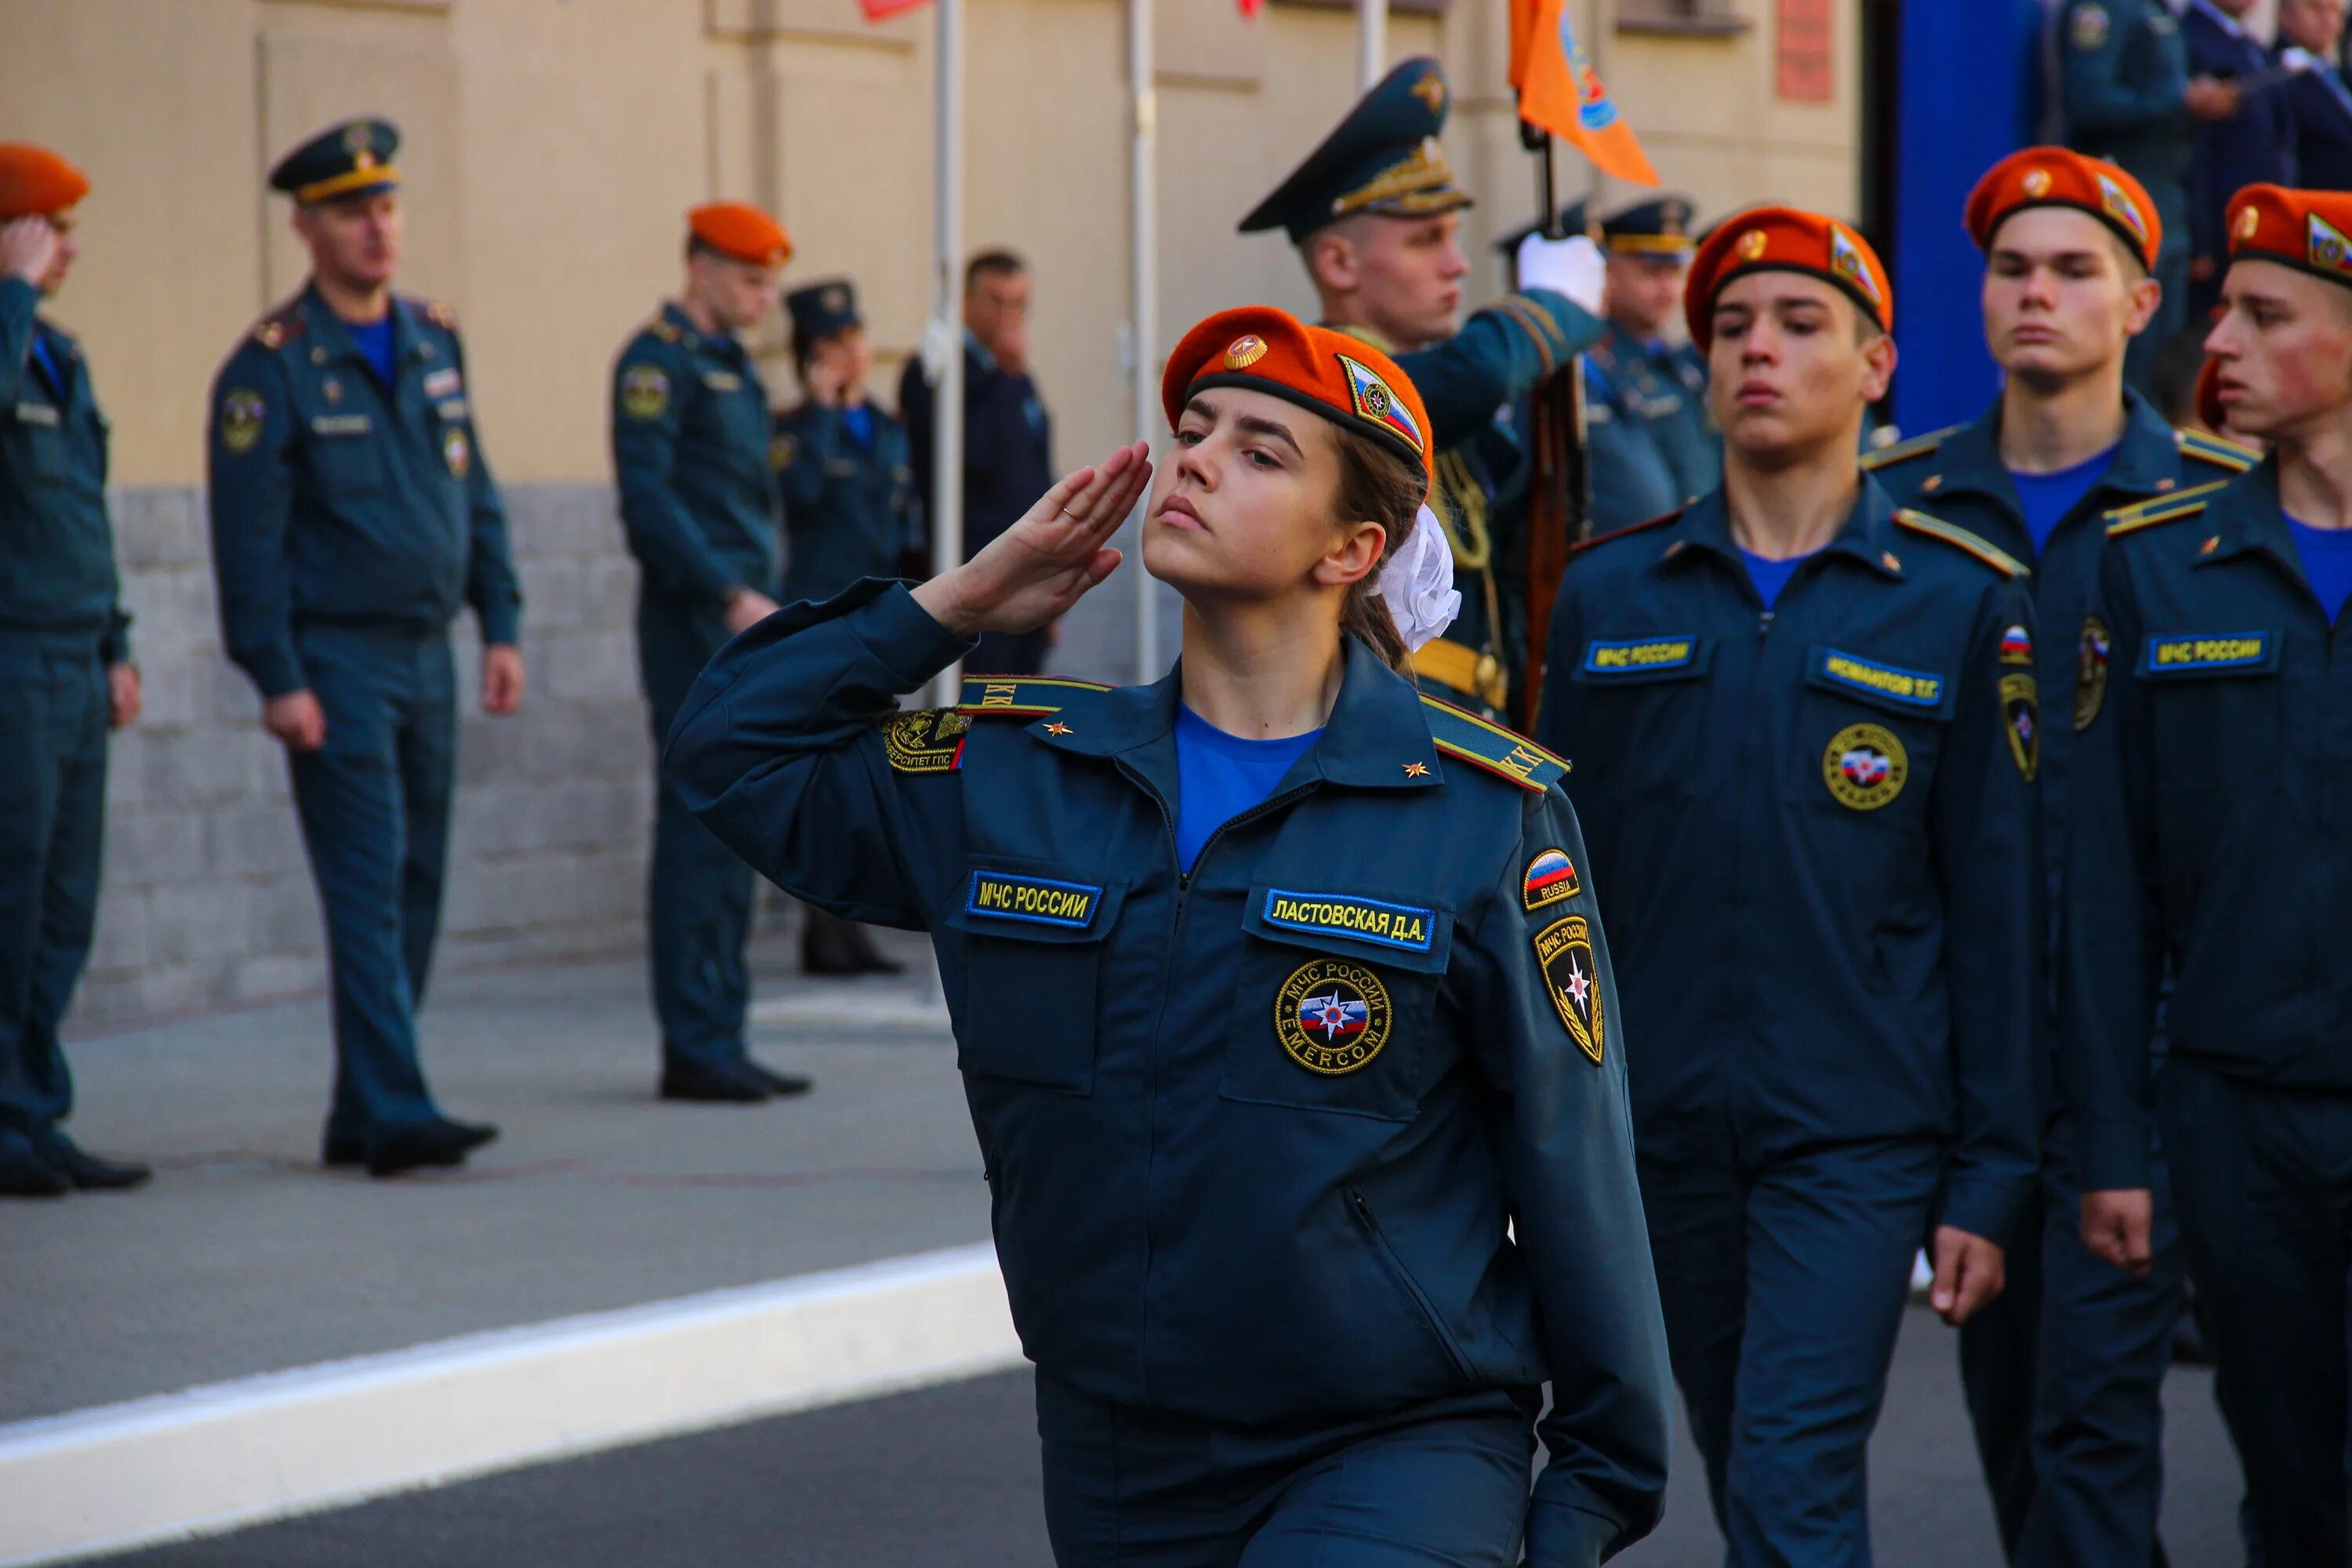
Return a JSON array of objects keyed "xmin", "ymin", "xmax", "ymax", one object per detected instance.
[{"xmin": 1235, "ymin": 415, "xmax": 1302, "ymax": 456}]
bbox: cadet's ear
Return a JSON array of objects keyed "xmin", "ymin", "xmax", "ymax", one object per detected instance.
[
  {"xmin": 2125, "ymin": 269, "xmax": 2163, "ymax": 339},
  {"xmin": 1304, "ymin": 227, "xmax": 1360, "ymax": 298},
  {"xmin": 1313, "ymin": 519, "xmax": 1388, "ymax": 590},
  {"xmin": 1860, "ymin": 327, "xmax": 1898, "ymax": 405}
]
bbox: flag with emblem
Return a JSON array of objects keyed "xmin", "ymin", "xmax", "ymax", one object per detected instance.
[
  {"xmin": 1512, "ymin": 0, "xmax": 1659, "ymax": 186},
  {"xmin": 1338, "ymin": 354, "xmax": 1426, "ymax": 456},
  {"xmin": 1300, "ymin": 991, "xmax": 1370, "ymax": 1044},
  {"xmin": 2311, "ymin": 211, "xmax": 2352, "ymax": 276}
]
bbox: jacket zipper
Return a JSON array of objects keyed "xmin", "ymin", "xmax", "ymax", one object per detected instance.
[{"xmin": 1350, "ymin": 1186, "xmax": 1478, "ymax": 1385}]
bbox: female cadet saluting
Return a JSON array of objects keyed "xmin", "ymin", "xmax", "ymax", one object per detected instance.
[{"xmin": 666, "ymin": 306, "xmax": 1669, "ymax": 1567}]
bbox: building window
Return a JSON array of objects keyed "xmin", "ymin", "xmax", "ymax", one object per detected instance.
[{"xmin": 1616, "ymin": 0, "xmax": 1751, "ymax": 38}]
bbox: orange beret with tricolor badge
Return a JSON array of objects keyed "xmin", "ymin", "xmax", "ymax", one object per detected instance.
[
  {"xmin": 1683, "ymin": 205, "xmax": 1893, "ymax": 351},
  {"xmin": 2224, "ymin": 184, "xmax": 2352, "ymax": 289},
  {"xmin": 1162, "ymin": 305, "xmax": 1433, "ymax": 495},
  {"xmin": 0, "ymin": 143, "xmax": 89, "ymax": 220},
  {"xmin": 688, "ymin": 201, "xmax": 792, "ymax": 268},
  {"xmin": 1965, "ymin": 147, "xmax": 2161, "ymax": 274}
]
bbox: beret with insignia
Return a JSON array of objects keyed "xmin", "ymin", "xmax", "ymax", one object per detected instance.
[
  {"xmin": 1163, "ymin": 304, "xmax": 1433, "ymax": 490},
  {"xmin": 1685, "ymin": 205, "xmax": 1892, "ymax": 350},
  {"xmin": 270, "ymin": 118, "xmax": 400, "ymax": 205},
  {"xmin": 1240, "ymin": 56, "xmax": 1471, "ymax": 244},
  {"xmin": 689, "ymin": 201, "xmax": 792, "ymax": 268},
  {"xmin": 786, "ymin": 277, "xmax": 862, "ymax": 344},
  {"xmin": 1966, "ymin": 147, "xmax": 2160, "ymax": 273},
  {"xmin": 2226, "ymin": 183, "xmax": 2352, "ymax": 289},
  {"xmin": 0, "ymin": 143, "xmax": 89, "ymax": 220}
]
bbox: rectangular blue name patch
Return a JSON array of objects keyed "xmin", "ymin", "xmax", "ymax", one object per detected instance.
[
  {"xmin": 1814, "ymin": 648, "xmax": 1947, "ymax": 708},
  {"xmin": 966, "ymin": 871, "xmax": 1104, "ymax": 929},
  {"xmin": 1261, "ymin": 889, "xmax": 1436, "ymax": 953},
  {"xmin": 2141, "ymin": 630, "xmax": 2276, "ymax": 677},
  {"xmin": 1581, "ymin": 636, "xmax": 1700, "ymax": 676}
]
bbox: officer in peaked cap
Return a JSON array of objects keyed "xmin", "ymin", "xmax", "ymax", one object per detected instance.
[
  {"xmin": 207, "ymin": 117, "xmax": 525, "ymax": 1177},
  {"xmin": 1591, "ymin": 195, "xmax": 1720, "ymax": 510},
  {"xmin": 1242, "ymin": 56, "xmax": 1605, "ymax": 724}
]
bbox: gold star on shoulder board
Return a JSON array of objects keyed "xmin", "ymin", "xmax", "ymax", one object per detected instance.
[
  {"xmin": 2201, "ymin": 535, "xmax": 2220, "ymax": 555},
  {"xmin": 1403, "ymin": 760, "xmax": 1430, "ymax": 778},
  {"xmin": 1043, "ymin": 721, "xmax": 1073, "ymax": 737}
]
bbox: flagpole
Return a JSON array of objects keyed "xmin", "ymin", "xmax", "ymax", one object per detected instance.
[
  {"xmin": 929, "ymin": 0, "xmax": 966, "ymax": 710},
  {"xmin": 1127, "ymin": 0, "xmax": 1160, "ymax": 682},
  {"xmin": 1356, "ymin": 0, "xmax": 1385, "ymax": 89}
]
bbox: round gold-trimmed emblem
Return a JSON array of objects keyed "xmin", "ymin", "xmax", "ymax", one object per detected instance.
[
  {"xmin": 2238, "ymin": 204, "xmax": 2261, "ymax": 241},
  {"xmin": 442, "ymin": 423, "xmax": 471, "ymax": 479},
  {"xmin": 1823, "ymin": 722, "xmax": 1908, "ymax": 811},
  {"xmin": 2023, "ymin": 168, "xmax": 2053, "ymax": 198},
  {"xmin": 619, "ymin": 363, "xmax": 670, "ymax": 421},
  {"xmin": 220, "ymin": 388, "xmax": 266, "ymax": 455},
  {"xmin": 1737, "ymin": 228, "xmax": 1769, "ymax": 261},
  {"xmin": 2074, "ymin": 615, "xmax": 2111, "ymax": 731},
  {"xmin": 1224, "ymin": 334, "xmax": 1269, "ymax": 371},
  {"xmin": 1275, "ymin": 958, "xmax": 1392, "ymax": 1076}
]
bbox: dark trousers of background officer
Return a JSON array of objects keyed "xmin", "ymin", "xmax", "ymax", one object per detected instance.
[
  {"xmin": 1958, "ymin": 1118, "xmax": 2182, "ymax": 1568},
  {"xmin": 639, "ymin": 595, "xmax": 757, "ymax": 1068},
  {"xmin": 2162, "ymin": 1056, "xmax": 2352, "ymax": 1566},
  {"xmin": 0, "ymin": 633, "xmax": 109, "ymax": 1142},
  {"xmin": 1640, "ymin": 1126, "xmax": 1942, "ymax": 1568},
  {"xmin": 1034, "ymin": 1368, "xmax": 1536, "ymax": 1568},
  {"xmin": 288, "ymin": 626, "xmax": 458, "ymax": 1152}
]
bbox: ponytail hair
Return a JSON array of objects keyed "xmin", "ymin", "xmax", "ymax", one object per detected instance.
[{"xmin": 1329, "ymin": 423, "xmax": 1436, "ymax": 674}]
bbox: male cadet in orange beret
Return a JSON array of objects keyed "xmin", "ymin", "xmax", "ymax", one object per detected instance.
[
  {"xmin": 207, "ymin": 120, "xmax": 524, "ymax": 1178},
  {"xmin": 612, "ymin": 203, "xmax": 810, "ymax": 1105},
  {"xmin": 0, "ymin": 145, "xmax": 149, "ymax": 1198},
  {"xmin": 1869, "ymin": 149, "xmax": 2254, "ymax": 1568},
  {"xmin": 1540, "ymin": 211, "xmax": 2041, "ymax": 1567},
  {"xmin": 2065, "ymin": 185, "xmax": 2352, "ymax": 1563},
  {"xmin": 1242, "ymin": 56, "xmax": 1604, "ymax": 722}
]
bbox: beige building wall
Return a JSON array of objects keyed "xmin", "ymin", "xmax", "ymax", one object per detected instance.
[{"xmin": 6, "ymin": 0, "xmax": 1859, "ymax": 492}]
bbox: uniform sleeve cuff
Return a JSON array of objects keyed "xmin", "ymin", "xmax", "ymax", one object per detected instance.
[
  {"xmin": 239, "ymin": 646, "xmax": 309, "ymax": 701},
  {"xmin": 849, "ymin": 580, "xmax": 978, "ymax": 691},
  {"xmin": 1938, "ymin": 1177, "xmax": 2031, "ymax": 1248},
  {"xmin": 1512, "ymin": 289, "xmax": 1606, "ymax": 359},
  {"xmin": 477, "ymin": 597, "xmax": 522, "ymax": 647},
  {"xmin": 2069, "ymin": 1115, "xmax": 2153, "ymax": 1192},
  {"xmin": 1523, "ymin": 1495, "xmax": 1622, "ymax": 1568},
  {"xmin": 0, "ymin": 277, "xmax": 38, "ymax": 325}
]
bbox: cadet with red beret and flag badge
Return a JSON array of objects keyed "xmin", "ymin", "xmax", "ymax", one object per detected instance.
[
  {"xmin": 610, "ymin": 201, "xmax": 814, "ymax": 1105},
  {"xmin": 1539, "ymin": 209, "xmax": 2041, "ymax": 1568},
  {"xmin": 206, "ymin": 118, "xmax": 524, "ymax": 1178},
  {"xmin": 1866, "ymin": 147, "xmax": 2254, "ymax": 1568},
  {"xmin": 1240, "ymin": 56, "xmax": 1606, "ymax": 723},
  {"xmin": 0, "ymin": 144, "xmax": 150, "ymax": 1199},
  {"xmin": 2064, "ymin": 184, "xmax": 2352, "ymax": 1563}
]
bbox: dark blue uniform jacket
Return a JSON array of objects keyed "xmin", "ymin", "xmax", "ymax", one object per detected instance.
[
  {"xmin": 900, "ymin": 337, "xmax": 1054, "ymax": 563},
  {"xmin": 665, "ymin": 580, "xmax": 1673, "ymax": 1566},
  {"xmin": 774, "ymin": 402, "xmax": 916, "ymax": 604},
  {"xmin": 0, "ymin": 278, "xmax": 125, "ymax": 660}
]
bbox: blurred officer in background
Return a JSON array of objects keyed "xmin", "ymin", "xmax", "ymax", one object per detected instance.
[
  {"xmin": 1541, "ymin": 210, "xmax": 2040, "ymax": 1567},
  {"xmin": 611, "ymin": 203, "xmax": 811, "ymax": 1104},
  {"xmin": 207, "ymin": 119, "xmax": 524, "ymax": 1177},
  {"xmin": 2281, "ymin": 0, "xmax": 2352, "ymax": 191},
  {"xmin": 1868, "ymin": 149, "xmax": 2252, "ymax": 1568},
  {"xmin": 2066, "ymin": 183, "xmax": 2352, "ymax": 1567},
  {"xmin": 900, "ymin": 249, "xmax": 1056, "ymax": 675},
  {"xmin": 1589, "ymin": 195, "xmax": 1719, "ymax": 506},
  {"xmin": 1242, "ymin": 56, "xmax": 1603, "ymax": 722},
  {"xmin": 2184, "ymin": 0, "xmax": 2297, "ymax": 318},
  {"xmin": 2058, "ymin": 0, "xmax": 2238, "ymax": 388},
  {"xmin": 775, "ymin": 278, "xmax": 911, "ymax": 978},
  {"xmin": 0, "ymin": 145, "xmax": 148, "ymax": 1198}
]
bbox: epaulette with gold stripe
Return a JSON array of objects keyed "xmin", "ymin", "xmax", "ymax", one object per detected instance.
[
  {"xmin": 249, "ymin": 300, "xmax": 307, "ymax": 350},
  {"xmin": 1860, "ymin": 425, "xmax": 1960, "ymax": 472},
  {"xmin": 1418, "ymin": 695, "xmax": 1569, "ymax": 793},
  {"xmin": 1570, "ymin": 507, "xmax": 1684, "ymax": 557},
  {"xmin": 2176, "ymin": 428, "xmax": 2258, "ymax": 474},
  {"xmin": 646, "ymin": 316, "xmax": 682, "ymax": 343},
  {"xmin": 956, "ymin": 674, "xmax": 1113, "ymax": 717},
  {"xmin": 2106, "ymin": 480, "xmax": 2228, "ymax": 538},
  {"xmin": 414, "ymin": 296, "xmax": 459, "ymax": 331},
  {"xmin": 1893, "ymin": 509, "xmax": 2030, "ymax": 578}
]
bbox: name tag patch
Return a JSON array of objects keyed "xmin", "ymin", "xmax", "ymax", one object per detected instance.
[
  {"xmin": 12, "ymin": 402, "xmax": 59, "ymax": 427},
  {"xmin": 423, "ymin": 367, "xmax": 463, "ymax": 399},
  {"xmin": 1261, "ymin": 889, "xmax": 1435, "ymax": 953},
  {"xmin": 2142, "ymin": 630, "xmax": 2276, "ymax": 677},
  {"xmin": 1816, "ymin": 648, "xmax": 1946, "ymax": 708},
  {"xmin": 967, "ymin": 870, "xmax": 1103, "ymax": 929},
  {"xmin": 1582, "ymin": 636, "xmax": 1700, "ymax": 676},
  {"xmin": 310, "ymin": 413, "xmax": 372, "ymax": 437}
]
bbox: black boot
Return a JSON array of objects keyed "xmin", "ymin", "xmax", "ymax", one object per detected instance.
[
  {"xmin": 0, "ymin": 1128, "xmax": 68, "ymax": 1198},
  {"xmin": 36, "ymin": 1130, "xmax": 152, "ymax": 1192},
  {"xmin": 660, "ymin": 1058, "xmax": 772, "ymax": 1103},
  {"xmin": 368, "ymin": 1120, "xmax": 492, "ymax": 1178},
  {"xmin": 744, "ymin": 1060, "xmax": 815, "ymax": 1098}
]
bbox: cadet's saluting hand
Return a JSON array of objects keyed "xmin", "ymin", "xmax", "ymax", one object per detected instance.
[
  {"xmin": 913, "ymin": 441, "xmax": 1152, "ymax": 637},
  {"xmin": 0, "ymin": 215, "xmax": 58, "ymax": 285}
]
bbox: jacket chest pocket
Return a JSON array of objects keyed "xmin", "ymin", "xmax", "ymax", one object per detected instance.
[
  {"xmin": 1569, "ymin": 634, "xmax": 1714, "ymax": 796},
  {"xmin": 2140, "ymin": 627, "xmax": 2285, "ymax": 799},
  {"xmin": 1795, "ymin": 643, "xmax": 1960, "ymax": 815},
  {"xmin": 1218, "ymin": 885, "xmax": 1454, "ymax": 1123},
  {"xmin": 942, "ymin": 865, "xmax": 1126, "ymax": 1094},
  {"xmin": 304, "ymin": 414, "xmax": 388, "ymax": 498},
  {"xmin": 8, "ymin": 399, "xmax": 70, "ymax": 485}
]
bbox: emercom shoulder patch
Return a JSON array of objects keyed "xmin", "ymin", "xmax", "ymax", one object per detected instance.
[{"xmin": 883, "ymin": 708, "xmax": 970, "ymax": 775}]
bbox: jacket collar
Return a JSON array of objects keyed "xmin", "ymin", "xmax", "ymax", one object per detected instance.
[
  {"xmin": 299, "ymin": 280, "xmax": 430, "ymax": 375},
  {"xmin": 1660, "ymin": 474, "xmax": 1909, "ymax": 583},
  {"xmin": 2198, "ymin": 456, "xmax": 2309, "ymax": 587},
  {"xmin": 1928, "ymin": 387, "xmax": 2181, "ymax": 514},
  {"xmin": 1028, "ymin": 635, "xmax": 1446, "ymax": 796}
]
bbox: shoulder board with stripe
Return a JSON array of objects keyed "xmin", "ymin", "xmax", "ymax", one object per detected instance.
[
  {"xmin": 1570, "ymin": 507, "xmax": 1685, "ymax": 557},
  {"xmin": 956, "ymin": 674, "xmax": 1112, "ymax": 717},
  {"xmin": 1418, "ymin": 695, "xmax": 1570, "ymax": 793},
  {"xmin": 412, "ymin": 296, "xmax": 459, "ymax": 332},
  {"xmin": 1893, "ymin": 509, "xmax": 2031, "ymax": 578},
  {"xmin": 1860, "ymin": 425, "xmax": 1960, "ymax": 472},
  {"xmin": 2176, "ymin": 428, "xmax": 2259, "ymax": 474},
  {"xmin": 248, "ymin": 298, "xmax": 307, "ymax": 350},
  {"xmin": 645, "ymin": 317, "xmax": 682, "ymax": 343},
  {"xmin": 2106, "ymin": 479, "xmax": 2230, "ymax": 537}
]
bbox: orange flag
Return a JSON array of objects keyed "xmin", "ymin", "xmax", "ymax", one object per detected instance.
[{"xmin": 1515, "ymin": 0, "xmax": 1659, "ymax": 187}]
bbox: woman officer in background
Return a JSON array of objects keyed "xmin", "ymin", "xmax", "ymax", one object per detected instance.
[{"xmin": 667, "ymin": 305, "xmax": 1669, "ymax": 1567}]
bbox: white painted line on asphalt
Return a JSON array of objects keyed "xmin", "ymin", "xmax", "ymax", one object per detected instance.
[
  {"xmin": 0, "ymin": 1243, "xmax": 1019, "ymax": 1566},
  {"xmin": 748, "ymin": 989, "xmax": 950, "ymax": 1030}
]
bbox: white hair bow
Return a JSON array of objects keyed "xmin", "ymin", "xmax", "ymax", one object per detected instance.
[{"xmin": 1375, "ymin": 505, "xmax": 1461, "ymax": 652}]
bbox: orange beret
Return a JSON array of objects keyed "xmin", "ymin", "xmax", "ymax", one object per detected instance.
[
  {"xmin": 688, "ymin": 201, "xmax": 791, "ymax": 267},
  {"xmin": 2225, "ymin": 183, "xmax": 2352, "ymax": 289},
  {"xmin": 0, "ymin": 143, "xmax": 89, "ymax": 221},
  {"xmin": 1162, "ymin": 306, "xmax": 1432, "ymax": 495},
  {"xmin": 1684, "ymin": 205, "xmax": 1892, "ymax": 351},
  {"xmin": 1965, "ymin": 147, "xmax": 2160, "ymax": 274}
]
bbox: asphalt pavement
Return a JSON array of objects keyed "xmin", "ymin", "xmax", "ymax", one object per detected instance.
[{"xmin": 93, "ymin": 1305, "xmax": 2249, "ymax": 1568}]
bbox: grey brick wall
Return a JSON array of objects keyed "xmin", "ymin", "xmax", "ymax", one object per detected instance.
[
  {"xmin": 76, "ymin": 484, "xmax": 655, "ymax": 1030},
  {"xmin": 71, "ymin": 483, "xmax": 1161, "ymax": 1034}
]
